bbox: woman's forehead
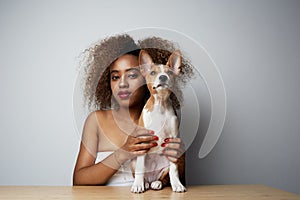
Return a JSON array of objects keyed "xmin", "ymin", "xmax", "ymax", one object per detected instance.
[
  {"xmin": 110, "ymin": 67, "xmax": 140, "ymax": 74},
  {"xmin": 110, "ymin": 54, "xmax": 139, "ymax": 72}
]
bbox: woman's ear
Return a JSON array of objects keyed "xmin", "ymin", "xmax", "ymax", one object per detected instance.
[
  {"xmin": 167, "ymin": 50, "xmax": 182, "ymax": 75},
  {"xmin": 139, "ymin": 50, "xmax": 153, "ymax": 77}
]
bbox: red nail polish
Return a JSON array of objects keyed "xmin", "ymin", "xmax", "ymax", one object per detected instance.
[
  {"xmin": 164, "ymin": 138, "xmax": 170, "ymax": 143},
  {"xmin": 149, "ymin": 130, "xmax": 155, "ymax": 134},
  {"xmin": 161, "ymin": 143, "xmax": 166, "ymax": 147},
  {"xmin": 153, "ymin": 136, "xmax": 159, "ymax": 141},
  {"xmin": 153, "ymin": 142, "xmax": 158, "ymax": 147}
]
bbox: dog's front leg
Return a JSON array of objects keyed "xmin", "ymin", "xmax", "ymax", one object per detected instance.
[
  {"xmin": 169, "ymin": 162, "xmax": 186, "ymax": 192},
  {"xmin": 131, "ymin": 155, "xmax": 147, "ymax": 193},
  {"xmin": 169, "ymin": 116, "xmax": 186, "ymax": 192}
]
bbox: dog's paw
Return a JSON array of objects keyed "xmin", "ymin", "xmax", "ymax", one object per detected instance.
[
  {"xmin": 150, "ymin": 180, "xmax": 162, "ymax": 190},
  {"xmin": 171, "ymin": 183, "xmax": 186, "ymax": 193},
  {"xmin": 145, "ymin": 182, "xmax": 150, "ymax": 190},
  {"xmin": 131, "ymin": 184, "xmax": 145, "ymax": 193},
  {"xmin": 131, "ymin": 182, "xmax": 149, "ymax": 193}
]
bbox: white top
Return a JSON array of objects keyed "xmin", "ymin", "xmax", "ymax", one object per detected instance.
[
  {"xmin": 95, "ymin": 152, "xmax": 134, "ymax": 186},
  {"xmin": 95, "ymin": 152, "xmax": 170, "ymax": 186}
]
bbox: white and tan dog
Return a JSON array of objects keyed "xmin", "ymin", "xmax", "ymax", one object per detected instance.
[{"xmin": 131, "ymin": 50, "xmax": 186, "ymax": 193}]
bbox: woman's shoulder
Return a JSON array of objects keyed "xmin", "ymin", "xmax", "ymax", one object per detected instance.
[
  {"xmin": 82, "ymin": 110, "xmax": 112, "ymax": 138},
  {"xmin": 92, "ymin": 109, "xmax": 113, "ymax": 119},
  {"xmin": 84, "ymin": 110, "xmax": 113, "ymax": 126}
]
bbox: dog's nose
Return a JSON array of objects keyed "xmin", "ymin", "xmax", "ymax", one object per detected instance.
[{"xmin": 159, "ymin": 75, "xmax": 168, "ymax": 82}]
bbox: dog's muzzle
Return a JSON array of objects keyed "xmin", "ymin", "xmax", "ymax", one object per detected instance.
[{"xmin": 159, "ymin": 75, "xmax": 168, "ymax": 82}]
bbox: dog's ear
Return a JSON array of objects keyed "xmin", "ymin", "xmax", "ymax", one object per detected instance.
[
  {"xmin": 139, "ymin": 50, "xmax": 153, "ymax": 77},
  {"xmin": 167, "ymin": 50, "xmax": 181, "ymax": 75}
]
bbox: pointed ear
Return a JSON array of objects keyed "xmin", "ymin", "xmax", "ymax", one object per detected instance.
[
  {"xmin": 139, "ymin": 50, "xmax": 153, "ymax": 77},
  {"xmin": 166, "ymin": 50, "xmax": 181, "ymax": 75}
]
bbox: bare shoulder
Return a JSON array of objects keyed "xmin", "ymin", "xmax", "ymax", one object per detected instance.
[
  {"xmin": 82, "ymin": 111, "xmax": 107, "ymax": 139},
  {"xmin": 84, "ymin": 110, "xmax": 113, "ymax": 132},
  {"xmin": 85, "ymin": 110, "xmax": 111, "ymax": 124},
  {"xmin": 93, "ymin": 110, "xmax": 114, "ymax": 125},
  {"xmin": 93, "ymin": 110, "xmax": 112, "ymax": 119},
  {"xmin": 83, "ymin": 111, "xmax": 98, "ymax": 129}
]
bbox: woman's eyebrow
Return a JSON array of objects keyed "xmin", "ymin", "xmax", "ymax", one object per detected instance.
[
  {"xmin": 110, "ymin": 69, "xmax": 119, "ymax": 74},
  {"xmin": 110, "ymin": 67, "xmax": 140, "ymax": 74},
  {"xmin": 126, "ymin": 67, "xmax": 140, "ymax": 72}
]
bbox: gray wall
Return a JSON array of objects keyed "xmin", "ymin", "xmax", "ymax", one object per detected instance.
[{"xmin": 0, "ymin": 0, "xmax": 299, "ymax": 194}]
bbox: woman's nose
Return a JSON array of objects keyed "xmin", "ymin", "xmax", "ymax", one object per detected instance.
[{"xmin": 119, "ymin": 75, "xmax": 129, "ymax": 88}]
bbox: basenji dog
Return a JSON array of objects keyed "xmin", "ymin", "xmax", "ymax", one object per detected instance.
[{"xmin": 131, "ymin": 50, "xmax": 186, "ymax": 193}]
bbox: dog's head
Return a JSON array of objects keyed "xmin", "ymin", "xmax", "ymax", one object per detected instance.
[{"xmin": 139, "ymin": 50, "xmax": 181, "ymax": 96}]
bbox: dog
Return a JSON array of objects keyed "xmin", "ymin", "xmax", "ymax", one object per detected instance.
[{"xmin": 130, "ymin": 50, "xmax": 186, "ymax": 193}]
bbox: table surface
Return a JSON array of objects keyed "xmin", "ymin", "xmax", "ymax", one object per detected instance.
[{"xmin": 0, "ymin": 185, "xmax": 299, "ymax": 200}]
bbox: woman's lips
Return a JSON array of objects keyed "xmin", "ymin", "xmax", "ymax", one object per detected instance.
[{"xmin": 118, "ymin": 91, "xmax": 131, "ymax": 100}]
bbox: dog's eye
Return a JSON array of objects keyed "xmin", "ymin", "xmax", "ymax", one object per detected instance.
[
  {"xmin": 167, "ymin": 71, "xmax": 174, "ymax": 76},
  {"xmin": 150, "ymin": 71, "xmax": 156, "ymax": 76}
]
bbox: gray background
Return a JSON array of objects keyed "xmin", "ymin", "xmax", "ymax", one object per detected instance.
[{"xmin": 0, "ymin": 0, "xmax": 299, "ymax": 194}]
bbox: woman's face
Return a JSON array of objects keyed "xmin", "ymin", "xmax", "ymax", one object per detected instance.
[{"xmin": 110, "ymin": 54, "xmax": 146, "ymax": 109}]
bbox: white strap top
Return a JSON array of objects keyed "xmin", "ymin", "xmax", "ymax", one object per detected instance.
[
  {"xmin": 95, "ymin": 152, "xmax": 134, "ymax": 186},
  {"xmin": 95, "ymin": 152, "xmax": 170, "ymax": 185}
]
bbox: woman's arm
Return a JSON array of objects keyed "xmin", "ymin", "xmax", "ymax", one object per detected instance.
[
  {"xmin": 73, "ymin": 143, "xmax": 126, "ymax": 185},
  {"xmin": 73, "ymin": 112, "xmax": 122, "ymax": 185},
  {"xmin": 73, "ymin": 112, "xmax": 157, "ymax": 185}
]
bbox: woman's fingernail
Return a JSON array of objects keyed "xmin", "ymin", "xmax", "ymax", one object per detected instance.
[
  {"xmin": 153, "ymin": 136, "xmax": 159, "ymax": 141},
  {"xmin": 149, "ymin": 130, "xmax": 155, "ymax": 134},
  {"xmin": 161, "ymin": 143, "xmax": 166, "ymax": 147},
  {"xmin": 153, "ymin": 142, "xmax": 158, "ymax": 147},
  {"xmin": 164, "ymin": 138, "xmax": 170, "ymax": 143}
]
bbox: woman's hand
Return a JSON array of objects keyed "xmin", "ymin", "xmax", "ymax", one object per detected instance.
[
  {"xmin": 161, "ymin": 137, "xmax": 185, "ymax": 163},
  {"xmin": 117, "ymin": 127, "xmax": 159, "ymax": 162}
]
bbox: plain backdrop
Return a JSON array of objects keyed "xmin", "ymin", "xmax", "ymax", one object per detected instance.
[{"xmin": 0, "ymin": 0, "xmax": 299, "ymax": 194}]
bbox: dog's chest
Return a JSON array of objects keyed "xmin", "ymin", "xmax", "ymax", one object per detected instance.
[
  {"xmin": 142, "ymin": 105, "xmax": 176, "ymax": 153},
  {"xmin": 143, "ymin": 105, "xmax": 174, "ymax": 132}
]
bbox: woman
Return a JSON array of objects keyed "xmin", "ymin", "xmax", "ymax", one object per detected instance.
[{"xmin": 73, "ymin": 34, "xmax": 193, "ymax": 186}]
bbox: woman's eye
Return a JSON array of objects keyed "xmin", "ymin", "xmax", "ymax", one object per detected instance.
[
  {"xmin": 150, "ymin": 71, "xmax": 156, "ymax": 76},
  {"xmin": 128, "ymin": 73, "xmax": 138, "ymax": 79},
  {"xmin": 111, "ymin": 75, "xmax": 119, "ymax": 81}
]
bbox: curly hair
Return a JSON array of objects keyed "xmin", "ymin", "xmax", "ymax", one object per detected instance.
[{"xmin": 80, "ymin": 34, "xmax": 194, "ymax": 111}]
